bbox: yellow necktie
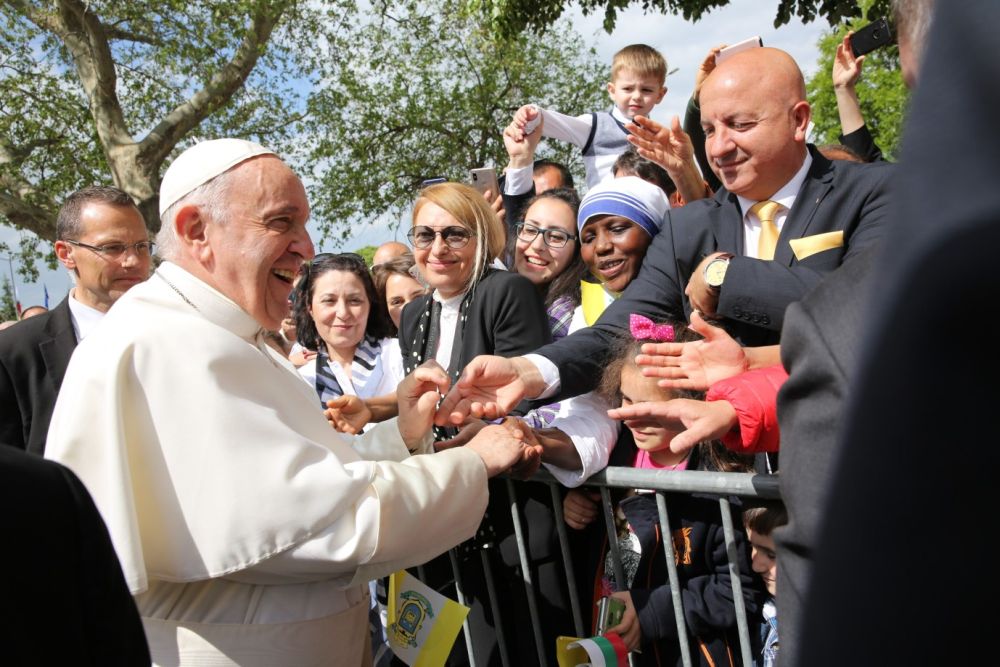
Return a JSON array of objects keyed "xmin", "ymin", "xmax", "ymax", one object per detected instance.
[{"xmin": 751, "ymin": 200, "xmax": 782, "ymax": 261}]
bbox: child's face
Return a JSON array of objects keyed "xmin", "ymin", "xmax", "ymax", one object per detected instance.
[
  {"xmin": 607, "ymin": 69, "xmax": 667, "ymax": 120},
  {"xmin": 748, "ymin": 527, "xmax": 778, "ymax": 597},
  {"xmin": 579, "ymin": 214, "xmax": 651, "ymax": 294},
  {"xmin": 619, "ymin": 364, "xmax": 678, "ymax": 452}
]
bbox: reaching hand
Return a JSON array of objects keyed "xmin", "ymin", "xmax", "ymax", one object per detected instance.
[
  {"xmin": 433, "ymin": 418, "xmax": 487, "ymax": 452},
  {"xmin": 833, "ymin": 32, "xmax": 865, "ymax": 91},
  {"xmin": 626, "ymin": 115, "xmax": 695, "ymax": 175},
  {"xmin": 636, "ymin": 311, "xmax": 748, "ymax": 390},
  {"xmin": 486, "ymin": 189, "xmax": 505, "ymax": 228},
  {"xmin": 434, "ymin": 355, "xmax": 545, "ymax": 426},
  {"xmin": 464, "ymin": 423, "xmax": 534, "ymax": 478},
  {"xmin": 500, "ymin": 417, "xmax": 544, "ymax": 480},
  {"xmin": 324, "ymin": 395, "xmax": 372, "ymax": 435},
  {"xmin": 397, "ymin": 361, "xmax": 452, "ymax": 450},
  {"xmin": 506, "ymin": 104, "xmax": 541, "ymax": 143},
  {"xmin": 608, "ymin": 398, "xmax": 738, "ymax": 454},
  {"xmin": 563, "ymin": 489, "xmax": 601, "ymax": 530},
  {"xmin": 693, "ymin": 45, "xmax": 726, "ymax": 101},
  {"xmin": 503, "ymin": 107, "xmax": 543, "ymax": 167},
  {"xmin": 607, "ymin": 591, "xmax": 642, "ymax": 651}
]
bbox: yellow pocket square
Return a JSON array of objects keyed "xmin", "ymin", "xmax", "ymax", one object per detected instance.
[{"xmin": 789, "ymin": 231, "xmax": 844, "ymax": 260}]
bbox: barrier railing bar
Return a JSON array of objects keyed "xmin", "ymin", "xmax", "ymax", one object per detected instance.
[
  {"xmin": 447, "ymin": 549, "xmax": 477, "ymax": 667},
  {"xmin": 507, "ymin": 478, "xmax": 548, "ymax": 667},
  {"xmin": 655, "ymin": 491, "xmax": 694, "ymax": 667},
  {"xmin": 480, "ymin": 549, "xmax": 511, "ymax": 667},
  {"xmin": 599, "ymin": 486, "xmax": 627, "ymax": 597},
  {"xmin": 549, "ymin": 482, "xmax": 585, "ymax": 637},
  {"xmin": 718, "ymin": 496, "xmax": 753, "ymax": 667}
]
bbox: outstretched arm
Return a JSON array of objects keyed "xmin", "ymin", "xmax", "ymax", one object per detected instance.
[{"xmin": 627, "ymin": 115, "xmax": 710, "ymax": 204}]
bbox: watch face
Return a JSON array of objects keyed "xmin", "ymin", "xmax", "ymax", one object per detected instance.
[{"xmin": 706, "ymin": 259, "xmax": 728, "ymax": 287}]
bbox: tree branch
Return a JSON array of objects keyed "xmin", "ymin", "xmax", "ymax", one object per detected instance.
[
  {"xmin": 0, "ymin": 140, "xmax": 58, "ymax": 239},
  {"xmin": 139, "ymin": 0, "xmax": 290, "ymax": 166}
]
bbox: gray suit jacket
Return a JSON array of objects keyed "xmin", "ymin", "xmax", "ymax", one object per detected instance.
[
  {"xmin": 0, "ymin": 296, "xmax": 77, "ymax": 453},
  {"xmin": 772, "ymin": 246, "xmax": 877, "ymax": 664},
  {"xmin": 536, "ymin": 146, "xmax": 894, "ymax": 399}
]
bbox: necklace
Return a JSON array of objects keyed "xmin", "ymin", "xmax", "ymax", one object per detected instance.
[{"xmin": 156, "ymin": 272, "xmax": 199, "ymax": 313}]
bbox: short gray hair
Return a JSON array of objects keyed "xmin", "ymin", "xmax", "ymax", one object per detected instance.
[
  {"xmin": 893, "ymin": 0, "xmax": 935, "ymax": 64},
  {"xmin": 156, "ymin": 169, "xmax": 236, "ymax": 261}
]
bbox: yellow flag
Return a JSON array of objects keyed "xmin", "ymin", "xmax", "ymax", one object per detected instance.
[{"xmin": 387, "ymin": 570, "xmax": 470, "ymax": 667}]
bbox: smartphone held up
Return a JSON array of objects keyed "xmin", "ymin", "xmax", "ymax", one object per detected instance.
[
  {"xmin": 850, "ymin": 18, "xmax": 894, "ymax": 57},
  {"xmin": 469, "ymin": 167, "xmax": 500, "ymax": 199}
]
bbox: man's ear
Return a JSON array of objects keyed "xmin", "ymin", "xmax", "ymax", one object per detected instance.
[
  {"xmin": 54, "ymin": 240, "xmax": 75, "ymax": 270},
  {"xmin": 173, "ymin": 204, "xmax": 211, "ymax": 261},
  {"xmin": 791, "ymin": 101, "xmax": 812, "ymax": 142}
]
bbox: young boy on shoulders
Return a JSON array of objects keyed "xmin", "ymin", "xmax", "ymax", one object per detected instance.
[{"xmin": 507, "ymin": 44, "xmax": 668, "ymax": 189}]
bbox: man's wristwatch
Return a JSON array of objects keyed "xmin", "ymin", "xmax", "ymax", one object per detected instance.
[{"xmin": 704, "ymin": 253, "xmax": 735, "ymax": 292}]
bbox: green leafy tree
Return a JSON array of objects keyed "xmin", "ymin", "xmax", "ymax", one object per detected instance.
[
  {"xmin": 2, "ymin": 0, "xmax": 609, "ymax": 268},
  {"xmin": 805, "ymin": 3, "xmax": 907, "ymax": 159},
  {"xmin": 0, "ymin": 0, "xmax": 355, "ymax": 245},
  {"xmin": 466, "ymin": 0, "xmax": 890, "ymax": 38},
  {"xmin": 0, "ymin": 277, "xmax": 16, "ymax": 321},
  {"xmin": 307, "ymin": 0, "xmax": 607, "ymax": 240},
  {"xmin": 353, "ymin": 245, "xmax": 377, "ymax": 266}
]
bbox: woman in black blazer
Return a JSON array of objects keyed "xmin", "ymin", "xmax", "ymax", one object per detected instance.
[
  {"xmin": 400, "ymin": 181, "xmax": 551, "ymax": 385},
  {"xmin": 398, "ymin": 181, "xmax": 570, "ymax": 666}
]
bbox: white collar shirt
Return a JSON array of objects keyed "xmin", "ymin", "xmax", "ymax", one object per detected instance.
[{"xmin": 67, "ymin": 290, "xmax": 106, "ymax": 341}]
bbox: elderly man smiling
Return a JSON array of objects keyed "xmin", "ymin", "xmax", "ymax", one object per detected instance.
[{"xmin": 45, "ymin": 139, "xmax": 529, "ymax": 666}]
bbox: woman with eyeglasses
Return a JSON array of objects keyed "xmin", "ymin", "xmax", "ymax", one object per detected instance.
[
  {"xmin": 292, "ymin": 253, "xmax": 405, "ymax": 438},
  {"xmin": 399, "ymin": 182, "xmax": 570, "ymax": 666},
  {"xmin": 508, "ymin": 187, "xmax": 587, "ymax": 341},
  {"xmin": 400, "ymin": 181, "xmax": 551, "ymax": 388}
]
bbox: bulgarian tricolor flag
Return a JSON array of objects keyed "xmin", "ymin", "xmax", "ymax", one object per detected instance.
[
  {"xmin": 557, "ymin": 633, "xmax": 629, "ymax": 667},
  {"xmin": 386, "ymin": 570, "xmax": 470, "ymax": 667}
]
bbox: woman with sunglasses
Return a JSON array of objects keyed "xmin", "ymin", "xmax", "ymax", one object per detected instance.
[
  {"xmin": 400, "ymin": 181, "xmax": 551, "ymax": 388},
  {"xmin": 399, "ymin": 182, "xmax": 572, "ymax": 665},
  {"xmin": 508, "ymin": 187, "xmax": 587, "ymax": 341},
  {"xmin": 292, "ymin": 253, "xmax": 405, "ymax": 439}
]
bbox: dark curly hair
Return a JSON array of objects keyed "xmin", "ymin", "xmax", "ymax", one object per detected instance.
[
  {"xmin": 292, "ymin": 253, "xmax": 392, "ymax": 350},
  {"xmin": 505, "ymin": 187, "xmax": 587, "ymax": 309}
]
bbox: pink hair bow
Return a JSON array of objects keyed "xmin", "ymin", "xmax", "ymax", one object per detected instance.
[{"xmin": 629, "ymin": 313, "xmax": 675, "ymax": 342}]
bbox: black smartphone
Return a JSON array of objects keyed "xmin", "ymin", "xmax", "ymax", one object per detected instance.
[{"xmin": 850, "ymin": 18, "xmax": 894, "ymax": 57}]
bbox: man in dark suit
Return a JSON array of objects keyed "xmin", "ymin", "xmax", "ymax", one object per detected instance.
[
  {"xmin": 436, "ymin": 47, "xmax": 893, "ymax": 420},
  {"xmin": 792, "ymin": 2, "xmax": 1000, "ymax": 665},
  {"xmin": 0, "ymin": 444, "xmax": 151, "ymax": 664},
  {"xmin": 774, "ymin": 2, "xmax": 935, "ymax": 662},
  {"xmin": 0, "ymin": 186, "xmax": 151, "ymax": 453}
]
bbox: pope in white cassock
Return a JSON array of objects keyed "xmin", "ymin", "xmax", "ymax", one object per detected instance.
[{"xmin": 44, "ymin": 139, "xmax": 531, "ymax": 666}]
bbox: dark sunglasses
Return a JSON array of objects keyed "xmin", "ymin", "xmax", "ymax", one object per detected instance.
[{"xmin": 406, "ymin": 226, "xmax": 473, "ymax": 249}]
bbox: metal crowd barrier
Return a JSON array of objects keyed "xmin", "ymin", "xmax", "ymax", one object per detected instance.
[{"xmin": 438, "ymin": 467, "xmax": 781, "ymax": 667}]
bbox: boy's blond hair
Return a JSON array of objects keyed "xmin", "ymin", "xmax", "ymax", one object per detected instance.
[{"xmin": 611, "ymin": 44, "xmax": 667, "ymax": 84}]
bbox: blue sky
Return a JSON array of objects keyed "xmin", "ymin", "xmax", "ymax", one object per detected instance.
[{"xmin": 3, "ymin": 0, "xmax": 830, "ymax": 311}]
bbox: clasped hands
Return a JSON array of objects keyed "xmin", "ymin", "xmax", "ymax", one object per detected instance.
[{"xmin": 389, "ymin": 360, "xmax": 543, "ymax": 478}]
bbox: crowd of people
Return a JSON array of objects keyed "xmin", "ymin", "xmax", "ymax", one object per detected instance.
[{"xmin": 1, "ymin": 0, "xmax": 984, "ymax": 664}]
